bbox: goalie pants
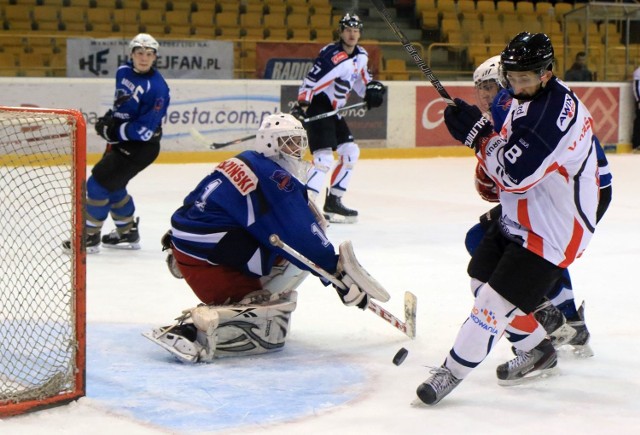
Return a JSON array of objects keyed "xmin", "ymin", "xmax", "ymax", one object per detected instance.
[{"xmin": 172, "ymin": 248, "xmax": 261, "ymax": 305}]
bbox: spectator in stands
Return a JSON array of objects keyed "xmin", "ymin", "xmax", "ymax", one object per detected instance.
[
  {"xmin": 564, "ymin": 52, "xmax": 593, "ymax": 81},
  {"xmin": 633, "ymin": 65, "xmax": 640, "ymax": 152}
]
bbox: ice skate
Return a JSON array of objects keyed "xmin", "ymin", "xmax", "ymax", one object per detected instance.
[
  {"xmin": 323, "ymin": 191, "xmax": 358, "ymax": 224},
  {"xmin": 534, "ymin": 300, "xmax": 577, "ymax": 348},
  {"xmin": 496, "ymin": 338, "xmax": 558, "ymax": 386},
  {"xmin": 142, "ymin": 323, "xmax": 202, "ymax": 364},
  {"xmin": 62, "ymin": 232, "xmax": 101, "ymax": 254},
  {"xmin": 102, "ymin": 217, "xmax": 141, "ymax": 250},
  {"xmin": 565, "ymin": 302, "xmax": 594, "ymax": 358},
  {"xmin": 414, "ymin": 366, "xmax": 461, "ymax": 406}
]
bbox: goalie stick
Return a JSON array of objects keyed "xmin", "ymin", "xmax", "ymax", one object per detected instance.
[
  {"xmin": 190, "ymin": 102, "xmax": 368, "ymax": 149},
  {"xmin": 269, "ymin": 234, "xmax": 417, "ymax": 339},
  {"xmin": 370, "ymin": 0, "xmax": 456, "ymax": 107}
]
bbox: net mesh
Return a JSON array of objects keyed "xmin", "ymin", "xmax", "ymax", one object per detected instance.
[{"xmin": 0, "ymin": 109, "xmax": 83, "ymax": 410}]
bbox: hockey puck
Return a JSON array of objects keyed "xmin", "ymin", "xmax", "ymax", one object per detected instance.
[{"xmin": 392, "ymin": 347, "xmax": 409, "ymax": 366}]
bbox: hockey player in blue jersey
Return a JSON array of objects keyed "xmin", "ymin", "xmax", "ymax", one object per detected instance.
[
  {"xmin": 465, "ymin": 55, "xmax": 612, "ymax": 359},
  {"xmin": 292, "ymin": 12, "xmax": 386, "ymax": 223},
  {"xmin": 144, "ymin": 113, "xmax": 390, "ymax": 363},
  {"xmin": 63, "ymin": 33, "xmax": 170, "ymax": 253}
]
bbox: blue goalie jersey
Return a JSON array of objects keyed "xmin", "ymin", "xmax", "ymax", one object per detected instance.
[{"xmin": 170, "ymin": 151, "xmax": 339, "ymax": 278}]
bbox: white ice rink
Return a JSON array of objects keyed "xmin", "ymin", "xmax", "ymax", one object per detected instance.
[{"xmin": 1, "ymin": 155, "xmax": 639, "ymax": 434}]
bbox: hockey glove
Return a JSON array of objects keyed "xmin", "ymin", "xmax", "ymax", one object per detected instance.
[
  {"xmin": 95, "ymin": 110, "xmax": 119, "ymax": 143},
  {"xmin": 364, "ymin": 81, "xmax": 386, "ymax": 110},
  {"xmin": 474, "ymin": 162, "xmax": 499, "ymax": 203},
  {"xmin": 290, "ymin": 103, "xmax": 307, "ymax": 122},
  {"xmin": 334, "ymin": 279, "xmax": 370, "ymax": 310},
  {"xmin": 444, "ymin": 98, "xmax": 493, "ymax": 149},
  {"xmin": 161, "ymin": 230, "xmax": 183, "ymax": 279}
]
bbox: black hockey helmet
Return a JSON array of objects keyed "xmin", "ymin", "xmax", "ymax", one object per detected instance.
[
  {"xmin": 500, "ymin": 32, "xmax": 554, "ymax": 73},
  {"xmin": 339, "ymin": 12, "xmax": 363, "ymax": 31}
]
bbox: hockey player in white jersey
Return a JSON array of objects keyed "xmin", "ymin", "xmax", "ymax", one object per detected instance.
[
  {"xmin": 416, "ymin": 32, "xmax": 600, "ymax": 405},
  {"xmin": 291, "ymin": 12, "xmax": 386, "ymax": 223}
]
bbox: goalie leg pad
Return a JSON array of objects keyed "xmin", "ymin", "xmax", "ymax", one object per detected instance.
[
  {"xmin": 337, "ymin": 240, "xmax": 390, "ymax": 302},
  {"xmin": 259, "ymin": 262, "xmax": 310, "ymax": 297}
]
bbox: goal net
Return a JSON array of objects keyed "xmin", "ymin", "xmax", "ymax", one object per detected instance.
[{"xmin": 0, "ymin": 106, "xmax": 86, "ymax": 417}]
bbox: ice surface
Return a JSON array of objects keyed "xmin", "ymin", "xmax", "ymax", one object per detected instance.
[{"xmin": 1, "ymin": 156, "xmax": 638, "ymax": 434}]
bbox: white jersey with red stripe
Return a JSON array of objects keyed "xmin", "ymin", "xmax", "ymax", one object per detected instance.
[
  {"xmin": 477, "ymin": 77, "xmax": 599, "ymax": 267},
  {"xmin": 298, "ymin": 42, "xmax": 372, "ymax": 109}
]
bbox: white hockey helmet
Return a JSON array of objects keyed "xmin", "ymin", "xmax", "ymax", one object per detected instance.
[
  {"xmin": 473, "ymin": 55, "xmax": 501, "ymax": 88},
  {"xmin": 256, "ymin": 113, "xmax": 308, "ymax": 160},
  {"xmin": 129, "ymin": 33, "xmax": 159, "ymax": 55}
]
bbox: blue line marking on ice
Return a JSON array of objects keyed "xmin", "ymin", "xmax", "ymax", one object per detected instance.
[{"xmin": 87, "ymin": 323, "xmax": 366, "ymax": 433}]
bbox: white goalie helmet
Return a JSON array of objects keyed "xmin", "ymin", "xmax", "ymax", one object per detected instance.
[
  {"xmin": 129, "ymin": 33, "xmax": 159, "ymax": 54},
  {"xmin": 256, "ymin": 113, "xmax": 309, "ymax": 179},
  {"xmin": 473, "ymin": 55, "xmax": 501, "ymax": 88}
]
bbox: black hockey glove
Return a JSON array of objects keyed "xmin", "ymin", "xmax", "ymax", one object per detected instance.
[
  {"xmin": 444, "ymin": 98, "xmax": 493, "ymax": 150},
  {"xmin": 364, "ymin": 81, "xmax": 386, "ymax": 110},
  {"xmin": 95, "ymin": 110, "xmax": 119, "ymax": 143},
  {"xmin": 290, "ymin": 103, "xmax": 307, "ymax": 122}
]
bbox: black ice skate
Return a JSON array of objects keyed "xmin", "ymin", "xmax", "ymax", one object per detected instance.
[
  {"xmin": 102, "ymin": 217, "xmax": 141, "ymax": 250},
  {"xmin": 62, "ymin": 232, "xmax": 101, "ymax": 254},
  {"xmin": 565, "ymin": 302, "xmax": 593, "ymax": 358},
  {"xmin": 323, "ymin": 191, "xmax": 358, "ymax": 224},
  {"xmin": 496, "ymin": 338, "xmax": 558, "ymax": 386},
  {"xmin": 414, "ymin": 365, "xmax": 461, "ymax": 406},
  {"xmin": 534, "ymin": 299, "xmax": 577, "ymax": 348}
]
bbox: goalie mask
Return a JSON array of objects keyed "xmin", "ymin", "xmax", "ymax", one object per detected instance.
[{"xmin": 256, "ymin": 113, "xmax": 309, "ymax": 181}]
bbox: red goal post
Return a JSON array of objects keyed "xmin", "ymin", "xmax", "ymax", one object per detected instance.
[{"xmin": 0, "ymin": 106, "xmax": 86, "ymax": 417}]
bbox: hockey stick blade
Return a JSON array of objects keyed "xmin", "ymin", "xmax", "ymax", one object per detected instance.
[
  {"xmin": 190, "ymin": 128, "xmax": 256, "ymax": 149},
  {"xmin": 370, "ymin": 0, "xmax": 455, "ymax": 107},
  {"xmin": 269, "ymin": 234, "xmax": 416, "ymax": 338}
]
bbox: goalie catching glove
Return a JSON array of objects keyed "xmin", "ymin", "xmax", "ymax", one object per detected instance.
[
  {"xmin": 334, "ymin": 240, "xmax": 390, "ymax": 310},
  {"xmin": 95, "ymin": 110, "xmax": 119, "ymax": 143},
  {"xmin": 364, "ymin": 81, "xmax": 385, "ymax": 110}
]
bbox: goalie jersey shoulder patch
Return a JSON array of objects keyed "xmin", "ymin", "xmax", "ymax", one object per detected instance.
[{"xmin": 215, "ymin": 157, "xmax": 258, "ymax": 196}]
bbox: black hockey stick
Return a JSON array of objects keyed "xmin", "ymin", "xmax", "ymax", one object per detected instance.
[
  {"xmin": 191, "ymin": 102, "xmax": 368, "ymax": 150},
  {"xmin": 269, "ymin": 234, "xmax": 417, "ymax": 338},
  {"xmin": 370, "ymin": 0, "xmax": 456, "ymax": 107}
]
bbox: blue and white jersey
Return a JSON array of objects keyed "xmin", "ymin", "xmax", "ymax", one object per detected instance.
[
  {"xmin": 492, "ymin": 87, "xmax": 611, "ymax": 190},
  {"xmin": 170, "ymin": 151, "xmax": 338, "ymax": 278},
  {"xmin": 110, "ymin": 61, "xmax": 170, "ymax": 142},
  {"xmin": 298, "ymin": 42, "xmax": 372, "ymax": 109},
  {"xmin": 479, "ymin": 77, "xmax": 599, "ymax": 267}
]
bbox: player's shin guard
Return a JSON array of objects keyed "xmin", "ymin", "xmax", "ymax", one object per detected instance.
[
  {"xmin": 306, "ymin": 148, "xmax": 334, "ymax": 198},
  {"xmin": 444, "ymin": 283, "xmax": 517, "ymax": 380}
]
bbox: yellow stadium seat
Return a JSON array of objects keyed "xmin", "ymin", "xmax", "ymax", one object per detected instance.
[
  {"xmin": 240, "ymin": 12, "xmax": 262, "ymax": 29},
  {"xmin": 191, "ymin": 10, "xmax": 215, "ymax": 28},
  {"xmin": 385, "ymin": 58, "xmax": 409, "ymax": 81},
  {"xmin": 264, "ymin": 13, "xmax": 286, "ymax": 29},
  {"xmin": 216, "ymin": 11, "xmax": 238, "ymax": 27},
  {"xmin": 165, "ymin": 10, "xmax": 190, "ymax": 26},
  {"xmin": 287, "ymin": 13, "xmax": 308, "ymax": 30},
  {"xmin": 415, "ymin": 0, "xmax": 436, "ymax": 13}
]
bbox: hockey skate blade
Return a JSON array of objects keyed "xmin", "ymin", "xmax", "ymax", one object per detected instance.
[
  {"xmin": 324, "ymin": 212, "xmax": 357, "ymax": 224},
  {"xmin": 497, "ymin": 365, "xmax": 559, "ymax": 387},
  {"xmin": 142, "ymin": 331, "xmax": 199, "ymax": 364},
  {"xmin": 558, "ymin": 343, "xmax": 594, "ymax": 359},
  {"xmin": 102, "ymin": 242, "xmax": 141, "ymax": 250}
]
